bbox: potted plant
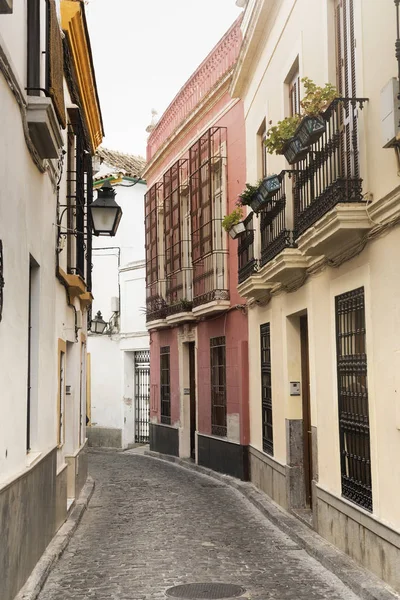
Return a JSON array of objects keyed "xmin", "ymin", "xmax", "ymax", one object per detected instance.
[
  {"xmin": 222, "ymin": 206, "xmax": 246, "ymax": 239},
  {"xmin": 180, "ymin": 298, "xmax": 193, "ymax": 311},
  {"xmin": 237, "ymin": 182, "xmax": 260, "ymax": 211},
  {"xmin": 295, "ymin": 77, "xmax": 339, "ymax": 146},
  {"xmin": 264, "ymin": 114, "xmax": 307, "ymax": 164}
]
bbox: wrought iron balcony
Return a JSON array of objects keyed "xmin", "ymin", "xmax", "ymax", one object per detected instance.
[
  {"xmin": 259, "ymin": 172, "xmax": 296, "ymax": 267},
  {"xmin": 293, "ymin": 98, "xmax": 367, "ymax": 239},
  {"xmin": 237, "ymin": 213, "xmax": 257, "ymax": 284},
  {"xmin": 146, "ymin": 285, "xmax": 167, "ymax": 323},
  {"xmin": 192, "ymin": 253, "xmax": 229, "ymax": 308}
]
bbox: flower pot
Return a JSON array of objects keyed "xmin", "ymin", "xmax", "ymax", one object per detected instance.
[
  {"xmin": 228, "ymin": 221, "xmax": 246, "ymax": 239},
  {"xmin": 248, "ymin": 192, "xmax": 266, "ymax": 213},
  {"xmin": 282, "ymin": 136, "xmax": 309, "ymax": 164},
  {"xmin": 258, "ymin": 174, "xmax": 281, "ymax": 201},
  {"xmin": 296, "ymin": 115, "xmax": 326, "ymax": 147}
]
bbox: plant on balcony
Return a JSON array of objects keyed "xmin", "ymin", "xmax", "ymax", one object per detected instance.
[
  {"xmin": 296, "ymin": 77, "xmax": 339, "ymax": 146},
  {"xmin": 179, "ymin": 298, "xmax": 193, "ymax": 311},
  {"xmin": 222, "ymin": 206, "xmax": 246, "ymax": 239},
  {"xmin": 264, "ymin": 78, "xmax": 339, "ymax": 164}
]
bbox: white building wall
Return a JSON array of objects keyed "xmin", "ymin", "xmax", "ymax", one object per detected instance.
[{"xmin": 88, "ymin": 179, "xmax": 149, "ymax": 448}]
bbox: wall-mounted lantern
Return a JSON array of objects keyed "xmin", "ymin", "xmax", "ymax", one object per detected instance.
[{"xmin": 89, "ymin": 181, "xmax": 122, "ymax": 237}]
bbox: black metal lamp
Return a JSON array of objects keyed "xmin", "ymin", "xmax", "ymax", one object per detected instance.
[
  {"xmin": 89, "ymin": 181, "xmax": 122, "ymax": 236},
  {"xmin": 90, "ymin": 311, "xmax": 108, "ymax": 334}
]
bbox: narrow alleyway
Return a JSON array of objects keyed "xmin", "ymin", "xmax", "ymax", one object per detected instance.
[{"xmin": 38, "ymin": 451, "xmax": 359, "ymax": 600}]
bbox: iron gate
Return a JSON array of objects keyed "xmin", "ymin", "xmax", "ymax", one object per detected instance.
[{"xmin": 135, "ymin": 350, "xmax": 150, "ymax": 443}]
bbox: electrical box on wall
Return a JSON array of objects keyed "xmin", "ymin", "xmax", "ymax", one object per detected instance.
[
  {"xmin": 290, "ymin": 382, "xmax": 301, "ymax": 396},
  {"xmin": 111, "ymin": 296, "xmax": 120, "ymax": 313},
  {"xmin": 381, "ymin": 78, "xmax": 400, "ymax": 147}
]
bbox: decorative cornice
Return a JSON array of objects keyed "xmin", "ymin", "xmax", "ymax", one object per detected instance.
[
  {"xmin": 143, "ymin": 75, "xmax": 236, "ymax": 180},
  {"xmin": 61, "ymin": 0, "xmax": 104, "ymax": 153},
  {"xmin": 146, "ymin": 16, "xmax": 242, "ymax": 164}
]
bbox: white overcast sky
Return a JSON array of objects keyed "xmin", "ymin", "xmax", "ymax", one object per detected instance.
[{"xmin": 85, "ymin": 0, "xmax": 242, "ymax": 158}]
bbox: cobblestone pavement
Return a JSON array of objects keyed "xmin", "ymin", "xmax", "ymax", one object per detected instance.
[{"xmin": 38, "ymin": 451, "xmax": 360, "ymax": 600}]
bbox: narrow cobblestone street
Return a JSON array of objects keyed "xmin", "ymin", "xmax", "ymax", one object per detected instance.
[{"xmin": 38, "ymin": 451, "xmax": 360, "ymax": 600}]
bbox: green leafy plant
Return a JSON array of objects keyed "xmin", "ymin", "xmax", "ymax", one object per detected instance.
[
  {"xmin": 222, "ymin": 206, "xmax": 244, "ymax": 232},
  {"xmin": 237, "ymin": 182, "xmax": 261, "ymax": 206},
  {"xmin": 180, "ymin": 298, "xmax": 193, "ymax": 311},
  {"xmin": 300, "ymin": 77, "xmax": 339, "ymax": 116},
  {"xmin": 264, "ymin": 78, "xmax": 339, "ymax": 155},
  {"xmin": 264, "ymin": 114, "xmax": 301, "ymax": 155}
]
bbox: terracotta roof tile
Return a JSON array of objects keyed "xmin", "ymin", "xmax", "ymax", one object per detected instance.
[{"xmin": 96, "ymin": 147, "xmax": 146, "ymax": 179}]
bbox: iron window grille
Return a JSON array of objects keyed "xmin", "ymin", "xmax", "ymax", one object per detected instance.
[
  {"xmin": 190, "ymin": 127, "xmax": 229, "ymax": 307},
  {"xmin": 289, "ymin": 72, "xmax": 301, "ymax": 117},
  {"xmin": 145, "ymin": 182, "xmax": 165, "ymax": 321},
  {"xmin": 65, "ymin": 120, "xmax": 87, "ymax": 281},
  {"xmin": 164, "ymin": 159, "xmax": 193, "ymax": 314},
  {"xmin": 335, "ymin": 287, "xmax": 372, "ymax": 512},
  {"xmin": 210, "ymin": 336, "xmax": 227, "ymax": 437},
  {"xmin": 160, "ymin": 346, "xmax": 171, "ymax": 425},
  {"xmin": 261, "ymin": 323, "xmax": 273, "ymax": 455}
]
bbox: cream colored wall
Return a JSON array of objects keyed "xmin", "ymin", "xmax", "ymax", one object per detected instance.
[
  {"xmin": 241, "ymin": 0, "xmax": 400, "ymax": 530},
  {"xmin": 248, "ymin": 225, "xmax": 400, "ymax": 530}
]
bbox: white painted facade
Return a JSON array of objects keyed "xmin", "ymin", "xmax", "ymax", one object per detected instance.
[
  {"xmin": 88, "ymin": 173, "xmax": 149, "ymax": 448},
  {"xmin": 0, "ymin": 2, "xmax": 103, "ymax": 598}
]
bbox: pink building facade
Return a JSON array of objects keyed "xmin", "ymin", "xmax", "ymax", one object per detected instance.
[{"xmin": 144, "ymin": 18, "xmax": 249, "ymax": 479}]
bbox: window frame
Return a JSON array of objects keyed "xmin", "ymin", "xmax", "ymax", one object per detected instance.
[
  {"xmin": 260, "ymin": 323, "xmax": 273, "ymax": 455},
  {"xmin": 210, "ymin": 336, "xmax": 227, "ymax": 437},
  {"xmin": 335, "ymin": 286, "xmax": 372, "ymax": 512},
  {"xmin": 160, "ymin": 346, "xmax": 171, "ymax": 425}
]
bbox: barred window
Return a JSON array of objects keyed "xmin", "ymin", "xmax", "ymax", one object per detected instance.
[
  {"xmin": 261, "ymin": 323, "xmax": 273, "ymax": 455},
  {"xmin": 160, "ymin": 346, "xmax": 171, "ymax": 425},
  {"xmin": 210, "ymin": 336, "xmax": 227, "ymax": 437},
  {"xmin": 289, "ymin": 71, "xmax": 300, "ymax": 116},
  {"xmin": 335, "ymin": 287, "xmax": 372, "ymax": 512}
]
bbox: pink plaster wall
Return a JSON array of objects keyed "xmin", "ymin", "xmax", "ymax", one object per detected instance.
[{"xmin": 197, "ymin": 309, "xmax": 249, "ymax": 445}]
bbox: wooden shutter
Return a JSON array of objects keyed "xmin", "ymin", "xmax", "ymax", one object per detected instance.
[{"xmin": 48, "ymin": 0, "xmax": 66, "ymax": 128}]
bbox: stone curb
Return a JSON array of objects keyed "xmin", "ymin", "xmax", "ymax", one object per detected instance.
[
  {"xmin": 15, "ymin": 476, "xmax": 95, "ymax": 600},
  {"xmin": 144, "ymin": 450, "xmax": 399, "ymax": 600}
]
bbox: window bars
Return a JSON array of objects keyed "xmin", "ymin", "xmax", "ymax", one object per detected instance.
[
  {"xmin": 335, "ymin": 287, "xmax": 372, "ymax": 512},
  {"xmin": 210, "ymin": 336, "xmax": 227, "ymax": 437},
  {"xmin": 260, "ymin": 323, "xmax": 273, "ymax": 455},
  {"xmin": 190, "ymin": 127, "xmax": 229, "ymax": 307},
  {"xmin": 160, "ymin": 346, "xmax": 171, "ymax": 425}
]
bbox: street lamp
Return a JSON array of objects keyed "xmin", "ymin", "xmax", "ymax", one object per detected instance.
[
  {"xmin": 89, "ymin": 181, "xmax": 122, "ymax": 236},
  {"xmin": 90, "ymin": 311, "xmax": 108, "ymax": 334}
]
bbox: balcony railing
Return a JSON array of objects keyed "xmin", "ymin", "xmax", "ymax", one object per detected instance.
[
  {"xmin": 260, "ymin": 172, "xmax": 295, "ymax": 267},
  {"xmin": 146, "ymin": 282, "xmax": 167, "ymax": 323},
  {"xmin": 193, "ymin": 253, "xmax": 229, "ymax": 307},
  {"xmin": 238, "ymin": 213, "xmax": 257, "ymax": 284},
  {"xmin": 294, "ymin": 98, "xmax": 367, "ymax": 238}
]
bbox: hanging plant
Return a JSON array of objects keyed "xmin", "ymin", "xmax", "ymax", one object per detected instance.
[
  {"xmin": 264, "ymin": 115, "xmax": 302, "ymax": 156},
  {"xmin": 264, "ymin": 78, "xmax": 339, "ymax": 158},
  {"xmin": 222, "ymin": 206, "xmax": 246, "ymax": 239}
]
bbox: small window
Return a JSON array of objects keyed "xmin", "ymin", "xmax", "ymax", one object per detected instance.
[
  {"xmin": 289, "ymin": 71, "xmax": 301, "ymax": 116},
  {"xmin": 27, "ymin": 0, "xmax": 41, "ymax": 96},
  {"xmin": 260, "ymin": 323, "xmax": 273, "ymax": 455},
  {"xmin": 210, "ymin": 336, "xmax": 227, "ymax": 437},
  {"xmin": 160, "ymin": 346, "xmax": 171, "ymax": 424},
  {"xmin": 258, "ymin": 119, "xmax": 268, "ymax": 179}
]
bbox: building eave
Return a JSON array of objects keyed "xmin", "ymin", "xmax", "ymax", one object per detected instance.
[
  {"xmin": 230, "ymin": 0, "xmax": 279, "ymax": 99},
  {"xmin": 61, "ymin": 0, "xmax": 104, "ymax": 153}
]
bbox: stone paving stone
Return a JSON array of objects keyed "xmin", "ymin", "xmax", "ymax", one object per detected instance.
[{"xmin": 38, "ymin": 452, "xmax": 360, "ymax": 600}]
